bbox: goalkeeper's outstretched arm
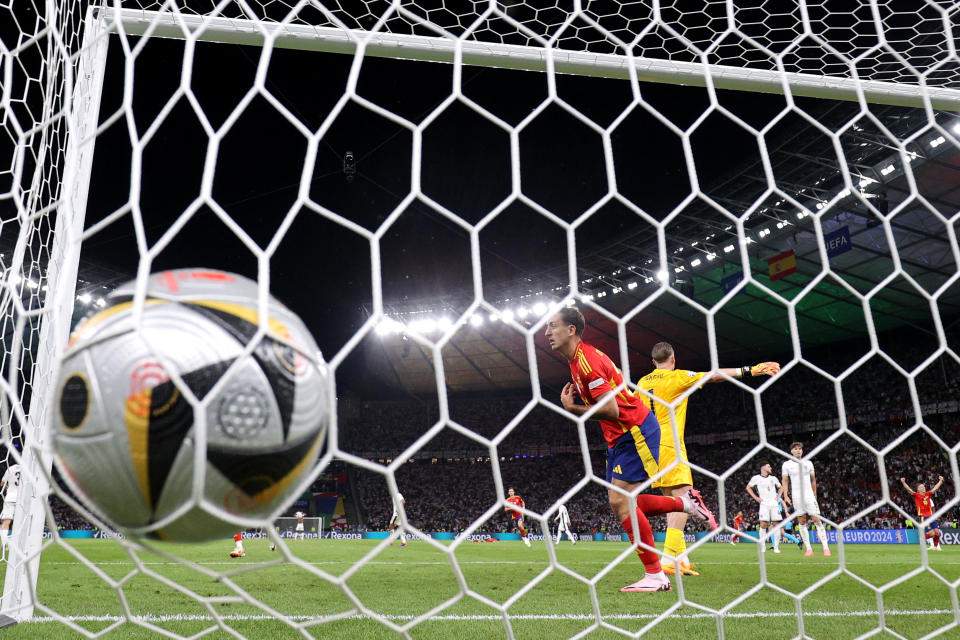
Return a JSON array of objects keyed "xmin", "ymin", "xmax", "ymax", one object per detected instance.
[
  {"xmin": 702, "ymin": 362, "xmax": 781, "ymax": 383},
  {"xmin": 899, "ymin": 477, "xmax": 915, "ymax": 494}
]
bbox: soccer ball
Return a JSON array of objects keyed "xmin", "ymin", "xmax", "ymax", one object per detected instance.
[{"xmin": 53, "ymin": 269, "xmax": 329, "ymax": 541}]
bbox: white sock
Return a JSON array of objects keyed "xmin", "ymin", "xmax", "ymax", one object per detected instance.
[
  {"xmin": 772, "ymin": 527, "xmax": 780, "ymax": 550},
  {"xmin": 815, "ymin": 523, "xmax": 829, "ymax": 550},
  {"xmin": 400, "ymin": 530, "xmax": 407, "ymax": 543},
  {"xmin": 799, "ymin": 524, "xmax": 811, "ymax": 550}
]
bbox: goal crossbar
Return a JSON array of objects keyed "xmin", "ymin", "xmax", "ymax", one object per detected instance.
[{"xmin": 105, "ymin": 8, "xmax": 960, "ymax": 111}]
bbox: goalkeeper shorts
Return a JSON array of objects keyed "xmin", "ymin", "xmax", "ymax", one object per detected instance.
[{"xmin": 652, "ymin": 444, "xmax": 693, "ymax": 489}]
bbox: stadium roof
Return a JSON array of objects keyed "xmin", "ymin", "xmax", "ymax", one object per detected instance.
[
  {"xmin": 367, "ymin": 102, "xmax": 960, "ymax": 395},
  {"xmin": 22, "ymin": 34, "xmax": 955, "ymax": 398}
]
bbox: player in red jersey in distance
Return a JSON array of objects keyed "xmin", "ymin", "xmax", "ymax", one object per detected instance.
[
  {"xmin": 731, "ymin": 511, "xmax": 744, "ymax": 545},
  {"xmin": 505, "ymin": 487, "xmax": 531, "ymax": 547},
  {"xmin": 900, "ymin": 475, "xmax": 945, "ymax": 551},
  {"xmin": 230, "ymin": 532, "xmax": 245, "ymax": 557},
  {"xmin": 545, "ymin": 307, "xmax": 717, "ymax": 592}
]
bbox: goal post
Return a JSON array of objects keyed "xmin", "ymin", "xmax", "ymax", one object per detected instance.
[
  {"xmin": 103, "ymin": 7, "xmax": 960, "ymax": 111},
  {"xmin": 0, "ymin": 2, "xmax": 109, "ymax": 622},
  {"xmin": 274, "ymin": 516, "xmax": 323, "ymax": 539}
]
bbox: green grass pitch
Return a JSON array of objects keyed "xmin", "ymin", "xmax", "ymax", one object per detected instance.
[{"xmin": 1, "ymin": 538, "xmax": 956, "ymax": 639}]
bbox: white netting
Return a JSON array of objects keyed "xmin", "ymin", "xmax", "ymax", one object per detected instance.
[{"xmin": 0, "ymin": 0, "xmax": 958, "ymax": 638}]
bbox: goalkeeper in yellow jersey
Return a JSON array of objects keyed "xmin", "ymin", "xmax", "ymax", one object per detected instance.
[{"xmin": 636, "ymin": 342, "xmax": 779, "ymax": 576}]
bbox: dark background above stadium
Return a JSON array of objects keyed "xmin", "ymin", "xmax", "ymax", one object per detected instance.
[{"xmin": 14, "ymin": 30, "xmax": 955, "ymax": 397}]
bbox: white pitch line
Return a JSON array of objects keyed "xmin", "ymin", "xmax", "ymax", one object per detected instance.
[
  {"xmin": 21, "ymin": 609, "xmax": 957, "ymax": 624},
  {"xmin": 45, "ymin": 560, "xmax": 960, "ymax": 567}
]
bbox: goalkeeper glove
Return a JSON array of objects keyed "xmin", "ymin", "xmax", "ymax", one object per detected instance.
[{"xmin": 748, "ymin": 362, "xmax": 780, "ymax": 377}]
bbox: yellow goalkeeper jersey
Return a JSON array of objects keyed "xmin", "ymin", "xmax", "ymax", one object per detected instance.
[{"xmin": 635, "ymin": 368, "xmax": 706, "ymax": 450}]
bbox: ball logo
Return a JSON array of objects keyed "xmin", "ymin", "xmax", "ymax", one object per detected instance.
[
  {"xmin": 157, "ymin": 269, "xmax": 236, "ymax": 293},
  {"xmin": 129, "ymin": 361, "xmax": 169, "ymax": 397},
  {"xmin": 126, "ymin": 361, "xmax": 171, "ymax": 418}
]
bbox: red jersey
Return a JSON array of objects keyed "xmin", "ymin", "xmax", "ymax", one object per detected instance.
[
  {"xmin": 506, "ymin": 495, "xmax": 524, "ymax": 519},
  {"xmin": 733, "ymin": 515, "xmax": 744, "ymax": 528},
  {"xmin": 569, "ymin": 341, "xmax": 652, "ymax": 448},
  {"xmin": 233, "ymin": 532, "xmax": 242, "ymax": 542},
  {"xmin": 913, "ymin": 491, "xmax": 933, "ymax": 517}
]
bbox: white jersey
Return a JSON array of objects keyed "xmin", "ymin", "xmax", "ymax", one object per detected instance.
[
  {"xmin": 555, "ymin": 505, "xmax": 571, "ymax": 528},
  {"xmin": 1, "ymin": 464, "xmax": 21, "ymax": 503},
  {"xmin": 295, "ymin": 511, "xmax": 305, "ymax": 521},
  {"xmin": 748, "ymin": 474, "xmax": 781, "ymax": 503},
  {"xmin": 389, "ymin": 493, "xmax": 405, "ymax": 525},
  {"xmin": 782, "ymin": 458, "xmax": 818, "ymax": 511}
]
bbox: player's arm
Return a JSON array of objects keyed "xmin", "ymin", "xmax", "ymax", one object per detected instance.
[
  {"xmin": 701, "ymin": 362, "xmax": 781, "ymax": 383},
  {"xmin": 810, "ymin": 472, "xmax": 817, "ymax": 499},
  {"xmin": 899, "ymin": 477, "xmax": 915, "ymax": 494},
  {"xmin": 781, "ymin": 473, "xmax": 791, "ymax": 504},
  {"xmin": 746, "ymin": 483, "xmax": 762, "ymax": 503},
  {"xmin": 931, "ymin": 475, "xmax": 945, "ymax": 493},
  {"xmin": 560, "ymin": 382, "xmax": 618, "ymax": 420}
]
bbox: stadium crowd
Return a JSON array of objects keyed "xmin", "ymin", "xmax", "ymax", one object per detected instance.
[
  {"xmin": 356, "ymin": 418, "xmax": 958, "ymax": 533},
  {"xmin": 343, "ymin": 330, "xmax": 960, "ymax": 533}
]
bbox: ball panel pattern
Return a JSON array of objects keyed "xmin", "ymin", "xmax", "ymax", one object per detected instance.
[{"xmin": 53, "ymin": 269, "xmax": 330, "ymax": 541}]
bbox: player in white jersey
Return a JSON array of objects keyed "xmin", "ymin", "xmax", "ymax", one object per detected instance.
[
  {"xmin": 746, "ymin": 462, "xmax": 782, "ymax": 553},
  {"xmin": 0, "ymin": 463, "xmax": 20, "ymax": 560},
  {"xmin": 294, "ymin": 511, "xmax": 306, "ymax": 541},
  {"xmin": 554, "ymin": 503, "xmax": 575, "ymax": 545},
  {"xmin": 389, "ymin": 492, "xmax": 407, "ymax": 547},
  {"xmin": 781, "ymin": 442, "xmax": 831, "ymax": 557}
]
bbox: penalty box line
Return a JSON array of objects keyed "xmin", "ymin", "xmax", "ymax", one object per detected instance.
[{"xmin": 24, "ymin": 609, "xmax": 957, "ymax": 623}]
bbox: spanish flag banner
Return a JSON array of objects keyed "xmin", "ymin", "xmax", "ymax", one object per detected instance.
[{"xmin": 767, "ymin": 250, "xmax": 797, "ymax": 281}]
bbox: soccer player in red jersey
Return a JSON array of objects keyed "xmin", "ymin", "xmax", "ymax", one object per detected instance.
[
  {"xmin": 900, "ymin": 476, "xmax": 945, "ymax": 551},
  {"xmin": 545, "ymin": 307, "xmax": 717, "ymax": 592},
  {"xmin": 731, "ymin": 511, "xmax": 744, "ymax": 545},
  {"xmin": 505, "ymin": 487, "xmax": 531, "ymax": 547},
  {"xmin": 230, "ymin": 531, "xmax": 245, "ymax": 557}
]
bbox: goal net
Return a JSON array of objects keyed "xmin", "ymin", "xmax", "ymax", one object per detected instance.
[{"xmin": 1, "ymin": 0, "xmax": 958, "ymax": 637}]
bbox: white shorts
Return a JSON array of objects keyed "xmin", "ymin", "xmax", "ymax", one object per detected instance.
[
  {"xmin": 389, "ymin": 511, "xmax": 400, "ymax": 526},
  {"xmin": 556, "ymin": 521, "xmax": 569, "ymax": 531},
  {"xmin": 0, "ymin": 502, "xmax": 14, "ymax": 522},
  {"xmin": 295, "ymin": 523, "xmax": 304, "ymax": 532},
  {"xmin": 792, "ymin": 497, "xmax": 821, "ymax": 517},
  {"xmin": 758, "ymin": 502, "xmax": 781, "ymax": 522}
]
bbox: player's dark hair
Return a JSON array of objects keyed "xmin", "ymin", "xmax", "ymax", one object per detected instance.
[
  {"xmin": 651, "ymin": 342, "xmax": 674, "ymax": 363},
  {"xmin": 761, "ymin": 460, "xmax": 772, "ymax": 468},
  {"xmin": 507, "ymin": 487, "xmax": 514, "ymax": 492},
  {"xmin": 559, "ymin": 307, "xmax": 585, "ymax": 336},
  {"xmin": 789, "ymin": 441, "xmax": 803, "ymax": 450}
]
